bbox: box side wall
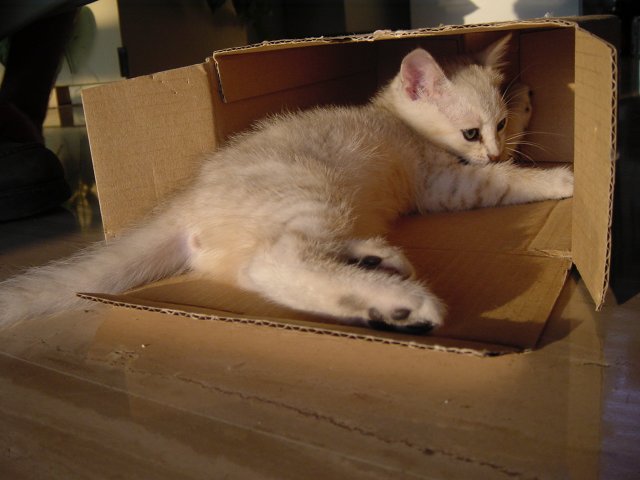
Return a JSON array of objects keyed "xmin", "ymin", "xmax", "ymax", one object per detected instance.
[
  {"xmin": 572, "ymin": 29, "xmax": 617, "ymax": 308},
  {"xmin": 82, "ymin": 63, "xmax": 218, "ymax": 239},
  {"xmin": 214, "ymin": 42, "xmax": 377, "ymax": 104},
  {"xmin": 519, "ymin": 28, "xmax": 575, "ymax": 164},
  {"xmin": 211, "ymin": 42, "xmax": 380, "ymax": 142}
]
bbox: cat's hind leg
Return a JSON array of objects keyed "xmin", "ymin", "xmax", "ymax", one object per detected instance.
[{"xmin": 241, "ymin": 232, "xmax": 444, "ymax": 333}]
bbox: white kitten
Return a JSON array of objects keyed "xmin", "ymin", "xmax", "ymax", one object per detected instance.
[{"xmin": 0, "ymin": 36, "xmax": 573, "ymax": 333}]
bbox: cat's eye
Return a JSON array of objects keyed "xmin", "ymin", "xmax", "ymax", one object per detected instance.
[
  {"xmin": 497, "ymin": 118, "xmax": 507, "ymax": 132},
  {"xmin": 462, "ymin": 128, "xmax": 480, "ymax": 142}
]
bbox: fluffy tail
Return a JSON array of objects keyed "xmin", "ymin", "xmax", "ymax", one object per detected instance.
[{"xmin": 0, "ymin": 219, "xmax": 191, "ymax": 327}]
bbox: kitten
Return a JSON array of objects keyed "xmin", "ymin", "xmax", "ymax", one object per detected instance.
[{"xmin": 0, "ymin": 36, "xmax": 573, "ymax": 333}]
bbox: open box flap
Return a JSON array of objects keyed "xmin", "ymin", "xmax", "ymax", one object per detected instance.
[
  {"xmin": 572, "ymin": 27, "xmax": 617, "ymax": 309},
  {"xmin": 82, "ymin": 64, "xmax": 218, "ymax": 240}
]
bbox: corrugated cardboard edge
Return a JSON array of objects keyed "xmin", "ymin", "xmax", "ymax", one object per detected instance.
[
  {"xmin": 572, "ymin": 27, "xmax": 618, "ymax": 310},
  {"xmin": 208, "ymin": 18, "xmax": 576, "ymax": 59},
  {"xmin": 78, "ymin": 293, "xmax": 522, "ymax": 357},
  {"xmin": 598, "ymin": 32, "xmax": 617, "ymax": 311},
  {"xmin": 208, "ymin": 19, "xmax": 578, "ymax": 106}
]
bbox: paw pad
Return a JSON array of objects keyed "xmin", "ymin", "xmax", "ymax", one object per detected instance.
[
  {"xmin": 366, "ymin": 307, "xmax": 434, "ymax": 335},
  {"xmin": 391, "ymin": 308, "xmax": 411, "ymax": 320},
  {"xmin": 368, "ymin": 318, "xmax": 435, "ymax": 335},
  {"xmin": 348, "ymin": 255, "xmax": 383, "ymax": 269}
]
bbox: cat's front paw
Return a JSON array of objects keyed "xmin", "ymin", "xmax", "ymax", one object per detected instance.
[{"xmin": 548, "ymin": 167, "xmax": 574, "ymax": 199}]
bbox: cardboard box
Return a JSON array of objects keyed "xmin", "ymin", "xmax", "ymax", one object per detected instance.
[{"xmin": 81, "ymin": 17, "xmax": 617, "ymax": 355}]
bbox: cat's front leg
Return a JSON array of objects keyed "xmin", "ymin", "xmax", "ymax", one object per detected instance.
[{"xmin": 418, "ymin": 161, "xmax": 573, "ymax": 212}]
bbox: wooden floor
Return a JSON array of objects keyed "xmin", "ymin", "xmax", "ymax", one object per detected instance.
[{"xmin": 0, "ymin": 135, "xmax": 639, "ymax": 479}]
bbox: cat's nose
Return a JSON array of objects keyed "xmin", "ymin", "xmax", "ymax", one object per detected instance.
[{"xmin": 488, "ymin": 154, "xmax": 500, "ymax": 162}]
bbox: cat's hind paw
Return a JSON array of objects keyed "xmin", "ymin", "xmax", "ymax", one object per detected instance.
[
  {"xmin": 338, "ymin": 278, "xmax": 446, "ymax": 335},
  {"xmin": 365, "ymin": 287, "xmax": 445, "ymax": 334},
  {"xmin": 343, "ymin": 237, "xmax": 416, "ymax": 279},
  {"xmin": 366, "ymin": 304, "xmax": 441, "ymax": 334}
]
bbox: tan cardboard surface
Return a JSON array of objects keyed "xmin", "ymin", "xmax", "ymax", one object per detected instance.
[
  {"xmin": 387, "ymin": 199, "xmax": 572, "ymax": 254},
  {"xmin": 528, "ymin": 198, "xmax": 573, "ymax": 256}
]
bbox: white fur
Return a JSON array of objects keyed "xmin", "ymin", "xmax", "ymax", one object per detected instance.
[{"xmin": 0, "ymin": 37, "xmax": 573, "ymax": 332}]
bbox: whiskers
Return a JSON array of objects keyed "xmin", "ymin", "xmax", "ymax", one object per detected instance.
[
  {"xmin": 499, "ymin": 66, "xmax": 570, "ymax": 165},
  {"xmin": 503, "ymin": 130, "xmax": 560, "ymax": 165},
  {"xmin": 503, "ymin": 144, "xmax": 536, "ymax": 165},
  {"xmin": 502, "ymin": 86, "xmax": 528, "ymax": 107}
]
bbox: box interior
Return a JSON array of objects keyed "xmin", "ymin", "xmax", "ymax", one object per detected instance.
[{"xmin": 81, "ymin": 20, "xmax": 616, "ymax": 355}]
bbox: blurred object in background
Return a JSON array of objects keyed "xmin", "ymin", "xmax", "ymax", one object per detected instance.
[
  {"xmin": 612, "ymin": 96, "xmax": 640, "ymax": 304},
  {"xmin": 117, "ymin": 0, "xmax": 413, "ymax": 78},
  {"xmin": 584, "ymin": 2, "xmax": 640, "ymax": 303},
  {"xmin": 117, "ymin": 0, "xmax": 250, "ymax": 78},
  {"xmin": 278, "ymin": 0, "xmax": 410, "ymax": 38},
  {"xmin": 410, "ymin": 0, "xmax": 581, "ymax": 28},
  {"xmin": 583, "ymin": 0, "xmax": 640, "ymax": 95},
  {"xmin": 584, "ymin": 1, "xmax": 640, "ymax": 304}
]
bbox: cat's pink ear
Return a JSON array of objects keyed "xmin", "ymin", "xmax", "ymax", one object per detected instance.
[
  {"xmin": 477, "ymin": 34, "xmax": 512, "ymax": 69},
  {"xmin": 400, "ymin": 48, "xmax": 448, "ymax": 101}
]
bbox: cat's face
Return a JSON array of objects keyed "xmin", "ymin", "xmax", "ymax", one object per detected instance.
[
  {"xmin": 438, "ymin": 65, "xmax": 509, "ymax": 165},
  {"xmin": 392, "ymin": 36, "xmax": 512, "ymax": 166}
]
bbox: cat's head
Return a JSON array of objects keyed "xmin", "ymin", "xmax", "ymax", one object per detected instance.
[{"xmin": 385, "ymin": 35, "xmax": 512, "ymax": 165}]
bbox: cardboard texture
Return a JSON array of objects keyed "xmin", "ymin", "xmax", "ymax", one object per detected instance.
[{"xmin": 81, "ymin": 18, "xmax": 617, "ymax": 355}]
